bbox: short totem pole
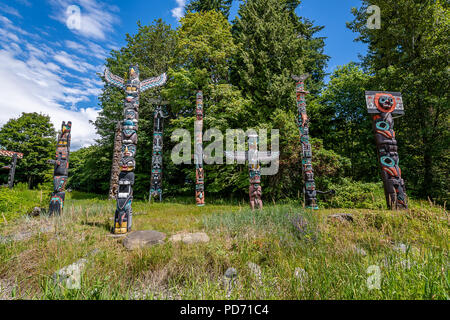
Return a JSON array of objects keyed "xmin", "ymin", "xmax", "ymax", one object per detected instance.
[
  {"xmin": 194, "ymin": 91, "xmax": 205, "ymax": 206},
  {"xmin": 149, "ymin": 105, "xmax": 168, "ymax": 202},
  {"xmin": 365, "ymin": 91, "xmax": 407, "ymax": 209},
  {"xmin": 225, "ymin": 133, "xmax": 279, "ymax": 210},
  {"xmin": 292, "ymin": 74, "xmax": 318, "ymax": 209},
  {"xmin": 0, "ymin": 150, "xmax": 23, "ymax": 189},
  {"xmin": 104, "ymin": 64, "xmax": 167, "ymax": 234},
  {"xmin": 48, "ymin": 121, "xmax": 72, "ymax": 215}
]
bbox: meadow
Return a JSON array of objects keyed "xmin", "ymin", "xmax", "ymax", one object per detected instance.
[{"xmin": 0, "ymin": 186, "xmax": 448, "ymax": 300}]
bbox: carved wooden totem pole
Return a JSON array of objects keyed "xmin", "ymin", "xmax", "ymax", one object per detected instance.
[
  {"xmin": 149, "ymin": 105, "xmax": 168, "ymax": 202},
  {"xmin": 292, "ymin": 74, "xmax": 318, "ymax": 209},
  {"xmin": 366, "ymin": 91, "xmax": 407, "ymax": 209},
  {"xmin": 194, "ymin": 91, "xmax": 205, "ymax": 206},
  {"xmin": 48, "ymin": 121, "xmax": 72, "ymax": 215},
  {"xmin": 104, "ymin": 64, "xmax": 167, "ymax": 234},
  {"xmin": 225, "ymin": 133, "xmax": 279, "ymax": 210},
  {"xmin": 0, "ymin": 150, "xmax": 23, "ymax": 189},
  {"xmin": 108, "ymin": 121, "xmax": 122, "ymax": 200}
]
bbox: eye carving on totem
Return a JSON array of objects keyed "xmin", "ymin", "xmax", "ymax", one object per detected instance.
[{"xmin": 122, "ymin": 144, "xmax": 136, "ymax": 157}]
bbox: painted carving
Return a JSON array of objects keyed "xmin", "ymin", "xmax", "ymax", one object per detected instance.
[
  {"xmin": 366, "ymin": 91, "xmax": 407, "ymax": 209},
  {"xmin": 292, "ymin": 74, "xmax": 318, "ymax": 209},
  {"xmin": 225, "ymin": 133, "xmax": 279, "ymax": 210},
  {"xmin": 194, "ymin": 91, "xmax": 205, "ymax": 206},
  {"xmin": 104, "ymin": 64, "xmax": 167, "ymax": 234},
  {"xmin": 149, "ymin": 105, "xmax": 168, "ymax": 202},
  {"xmin": 48, "ymin": 121, "xmax": 72, "ymax": 215}
]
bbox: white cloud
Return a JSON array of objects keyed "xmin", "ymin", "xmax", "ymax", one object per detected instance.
[
  {"xmin": 0, "ymin": 15, "xmax": 106, "ymax": 150},
  {"xmin": 0, "ymin": 3, "xmax": 22, "ymax": 18},
  {"xmin": 171, "ymin": 0, "xmax": 186, "ymax": 20},
  {"xmin": 0, "ymin": 49, "xmax": 100, "ymax": 150},
  {"xmin": 48, "ymin": 0, "xmax": 120, "ymax": 40}
]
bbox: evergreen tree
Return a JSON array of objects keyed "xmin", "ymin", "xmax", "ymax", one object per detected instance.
[
  {"xmin": 186, "ymin": 0, "xmax": 233, "ymax": 18},
  {"xmin": 348, "ymin": 0, "xmax": 449, "ymax": 201}
]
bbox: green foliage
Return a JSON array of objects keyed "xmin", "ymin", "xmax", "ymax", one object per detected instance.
[
  {"xmin": 321, "ymin": 178, "xmax": 386, "ymax": 209},
  {"xmin": 186, "ymin": 0, "xmax": 234, "ymax": 19},
  {"xmin": 68, "ymin": 145, "xmax": 111, "ymax": 194},
  {"xmin": 0, "ymin": 112, "xmax": 55, "ymax": 189},
  {"xmin": 0, "ymin": 183, "xmax": 50, "ymax": 223},
  {"xmin": 347, "ymin": 0, "xmax": 450, "ymax": 202},
  {"xmin": 312, "ymin": 63, "xmax": 378, "ymax": 182}
]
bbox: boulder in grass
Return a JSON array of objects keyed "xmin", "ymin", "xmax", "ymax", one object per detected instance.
[{"xmin": 123, "ymin": 230, "xmax": 166, "ymax": 250}]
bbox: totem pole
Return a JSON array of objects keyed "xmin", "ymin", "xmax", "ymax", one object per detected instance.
[
  {"xmin": 104, "ymin": 65, "xmax": 167, "ymax": 234},
  {"xmin": 149, "ymin": 105, "xmax": 168, "ymax": 202},
  {"xmin": 292, "ymin": 74, "xmax": 318, "ymax": 209},
  {"xmin": 365, "ymin": 91, "xmax": 407, "ymax": 209},
  {"xmin": 0, "ymin": 150, "xmax": 23, "ymax": 189},
  {"xmin": 225, "ymin": 133, "xmax": 279, "ymax": 210},
  {"xmin": 48, "ymin": 121, "xmax": 72, "ymax": 215},
  {"xmin": 108, "ymin": 121, "xmax": 122, "ymax": 200},
  {"xmin": 194, "ymin": 91, "xmax": 205, "ymax": 206}
]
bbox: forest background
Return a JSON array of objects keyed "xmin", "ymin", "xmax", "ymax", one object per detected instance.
[{"xmin": 0, "ymin": 0, "xmax": 448, "ymax": 207}]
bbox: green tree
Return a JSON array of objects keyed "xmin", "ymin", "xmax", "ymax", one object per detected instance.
[
  {"xmin": 68, "ymin": 145, "xmax": 111, "ymax": 194},
  {"xmin": 186, "ymin": 0, "xmax": 234, "ymax": 18},
  {"xmin": 314, "ymin": 63, "xmax": 377, "ymax": 181},
  {"xmin": 348, "ymin": 0, "xmax": 449, "ymax": 201},
  {"xmin": 93, "ymin": 19, "xmax": 176, "ymax": 199},
  {"xmin": 163, "ymin": 10, "xmax": 252, "ymax": 197},
  {"xmin": 0, "ymin": 113, "xmax": 55, "ymax": 189}
]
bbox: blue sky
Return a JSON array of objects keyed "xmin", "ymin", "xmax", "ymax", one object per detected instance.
[{"xmin": 0, "ymin": 0, "xmax": 367, "ymax": 150}]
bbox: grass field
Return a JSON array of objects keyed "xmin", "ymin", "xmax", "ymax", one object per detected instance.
[{"xmin": 0, "ymin": 189, "xmax": 448, "ymax": 300}]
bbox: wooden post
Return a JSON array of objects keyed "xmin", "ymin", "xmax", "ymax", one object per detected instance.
[{"xmin": 108, "ymin": 121, "xmax": 122, "ymax": 200}]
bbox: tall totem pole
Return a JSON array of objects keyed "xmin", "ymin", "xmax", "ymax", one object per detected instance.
[
  {"xmin": 292, "ymin": 74, "xmax": 318, "ymax": 209},
  {"xmin": 104, "ymin": 64, "xmax": 167, "ymax": 234},
  {"xmin": 365, "ymin": 91, "xmax": 407, "ymax": 209},
  {"xmin": 194, "ymin": 91, "xmax": 205, "ymax": 206},
  {"xmin": 49, "ymin": 121, "xmax": 72, "ymax": 215},
  {"xmin": 225, "ymin": 133, "xmax": 279, "ymax": 210},
  {"xmin": 0, "ymin": 150, "xmax": 23, "ymax": 189},
  {"xmin": 149, "ymin": 105, "xmax": 168, "ymax": 202}
]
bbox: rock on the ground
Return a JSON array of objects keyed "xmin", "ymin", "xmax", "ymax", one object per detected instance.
[
  {"xmin": 169, "ymin": 232, "xmax": 210, "ymax": 244},
  {"xmin": 28, "ymin": 207, "xmax": 42, "ymax": 217},
  {"xmin": 53, "ymin": 258, "xmax": 87, "ymax": 289},
  {"xmin": 328, "ymin": 213, "xmax": 354, "ymax": 222},
  {"xmin": 123, "ymin": 230, "xmax": 166, "ymax": 250}
]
